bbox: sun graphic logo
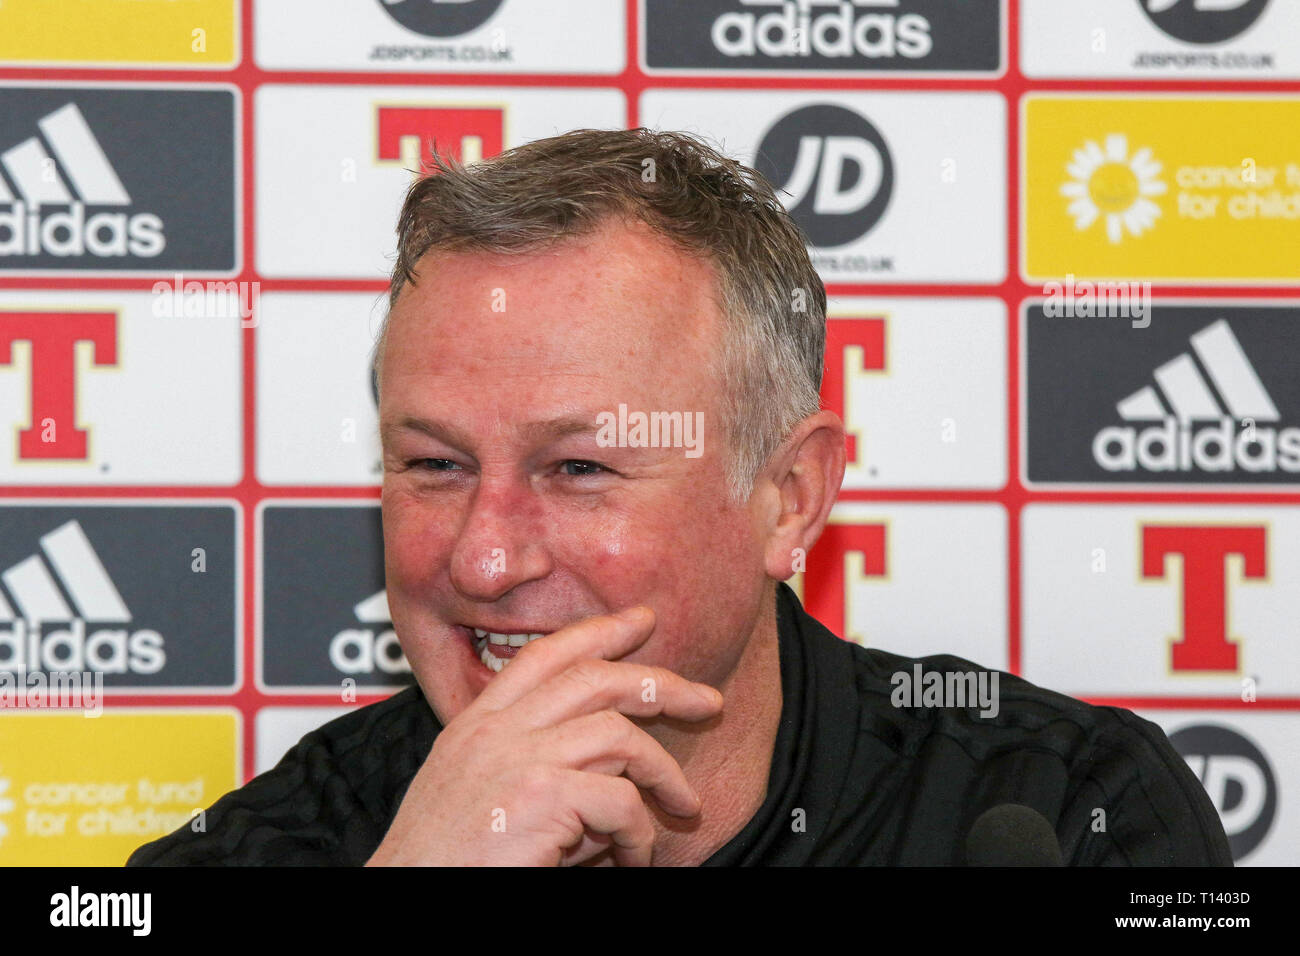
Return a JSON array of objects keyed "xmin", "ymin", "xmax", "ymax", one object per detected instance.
[
  {"xmin": 1060, "ymin": 133, "xmax": 1167, "ymax": 244},
  {"xmin": 0, "ymin": 771, "xmax": 14, "ymax": 848}
]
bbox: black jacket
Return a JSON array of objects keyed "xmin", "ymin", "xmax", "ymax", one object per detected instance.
[{"xmin": 127, "ymin": 583, "xmax": 1232, "ymax": 866}]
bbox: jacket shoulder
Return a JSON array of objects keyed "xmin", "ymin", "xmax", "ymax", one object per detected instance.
[
  {"xmin": 841, "ymin": 642, "xmax": 1232, "ymax": 865},
  {"xmin": 125, "ymin": 686, "xmax": 436, "ymax": 866}
]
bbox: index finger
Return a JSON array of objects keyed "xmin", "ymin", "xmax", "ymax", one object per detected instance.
[{"xmin": 469, "ymin": 605, "xmax": 656, "ymax": 713}]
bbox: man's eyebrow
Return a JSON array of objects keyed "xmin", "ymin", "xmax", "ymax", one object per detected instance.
[
  {"xmin": 518, "ymin": 415, "xmax": 605, "ymax": 442},
  {"xmin": 382, "ymin": 414, "xmax": 604, "ymax": 450},
  {"xmin": 381, "ymin": 418, "xmax": 468, "ymax": 450}
]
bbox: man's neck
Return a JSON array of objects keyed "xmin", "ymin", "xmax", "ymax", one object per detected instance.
[{"xmin": 640, "ymin": 592, "xmax": 785, "ymax": 866}]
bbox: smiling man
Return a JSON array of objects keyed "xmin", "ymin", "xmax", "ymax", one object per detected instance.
[{"xmin": 128, "ymin": 128, "xmax": 1230, "ymax": 867}]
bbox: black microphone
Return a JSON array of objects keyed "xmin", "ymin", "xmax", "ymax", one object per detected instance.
[{"xmin": 964, "ymin": 804, "xmax": 1064, "ymax": 866}]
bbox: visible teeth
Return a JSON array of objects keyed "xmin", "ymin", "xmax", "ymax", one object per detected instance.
[
  {"xmin": 479, "ymin": 644, "xmax": 504, "ymax": 672},
  {"xmin": 471, "ymin": 629, "xmax": 551, "ymax": 673}
]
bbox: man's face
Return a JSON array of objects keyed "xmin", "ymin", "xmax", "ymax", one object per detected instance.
[{"xmin": 379, "ymin": 218, "xmax": 772, "ymax": 725}]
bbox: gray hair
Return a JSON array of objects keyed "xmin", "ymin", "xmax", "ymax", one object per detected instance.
[{"xmin": 372, "ymin": 127, "xmax": 826, "ymax": 504}]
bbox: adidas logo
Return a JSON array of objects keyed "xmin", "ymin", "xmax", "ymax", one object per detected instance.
[
  {"xmin": 0, "ymin": 520, "xmax": 165, "ymax": 674},
  {"xmin": 0, "ymin": 103, "xmax": 165, "ymax": 259},
  {"xmin": 709, "ymin": 0, "xmax": 935, "ymax": 60},
  {"xmin": 329, "ymin": 589, "xmax": 410, "ymax": 675},
  {"xmin": 1093, "ymin": 319, "xmax": 1300, "ymax": 474}
]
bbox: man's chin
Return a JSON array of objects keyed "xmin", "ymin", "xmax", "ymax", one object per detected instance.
[{"xmin": 410, "ymin": 624, "xmax": 499, "ymax": 724}]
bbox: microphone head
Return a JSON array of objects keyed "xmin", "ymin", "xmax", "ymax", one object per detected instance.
[{"xmin": 964, "ymin": 804, "xmax": 1064, "ymax": 866}]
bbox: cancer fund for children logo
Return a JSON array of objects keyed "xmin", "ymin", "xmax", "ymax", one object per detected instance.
[
  {"xmin": 1061, "ymin": 133, "xmax": 1166, "ymax": 245},
  {"xmin": 0, "ymin": 711, "xmax": 237, "ymax": 865},
  {"xmin": 0, "ymin": 771, "xmax": 15, "ymax": 846},
  {"xmin": 1024, "ymin": 97, "xmax": 1300, "ymax": 282}
]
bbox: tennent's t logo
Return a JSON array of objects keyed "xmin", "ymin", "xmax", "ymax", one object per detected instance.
[
  {"xmin": 376, "ymin": 106, "xmax": 505, "ymax": 176},
  {"xmin": 804, "ymin": 522, "xmax": 887, "ymax": 645},
  {"xmin": 0, "ymin": 311, "xmax": 116, "ymax": 460},
  {"xmin": 1141, "ymin": 524, "xmax": 1267, "ymax": 672},
  {"xmin": 823, "ymin": 316, "xmax": 886, "ymax": 469}
]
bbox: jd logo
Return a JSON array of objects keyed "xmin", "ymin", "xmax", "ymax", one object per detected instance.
[
  {"xmin": 1139, "ymin": 0, "xmax": 1270, "ymax": 44},
  {"xmin": 377, "ymin": 0, "xmax": 506, "ymax": 38},
  {"xmin": 1170, "ymin": 723, "xmax": 1276, "ymax": 861},
  {"xmin": 755, "ymin": 104, "xmax": 894, "ymax": 248}
]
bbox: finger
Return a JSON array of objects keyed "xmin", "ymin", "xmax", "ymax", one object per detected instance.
[
  {"xmin": 471, "ymin": 606, "xmax": 657, "ymax": 713},
  {"xmin": 555, "ymin": 770, "xmax": 655, "ymax": 868},
  {"xmin": 559, "ymin": 832, "xmax": 614, "ymax": 867},
  {"xmin": 512, "ymin": 658, "xmax": 723, "ymax": 732},
  {"xmin": 542, "ymin": 710, "xmax": 702, "ymax": 817}
]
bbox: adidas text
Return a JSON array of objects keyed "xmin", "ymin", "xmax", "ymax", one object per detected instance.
[
  {"xmin": 0, "ymin": 618, "xmax": 166, "ymax": 675},
  {"xmin": 1094, "ymin": 418, "xmax": 1300, "ymax": 473},
  {"xmin": 0, "ymin": 201, "xmax": 165, "ymax": 258}
]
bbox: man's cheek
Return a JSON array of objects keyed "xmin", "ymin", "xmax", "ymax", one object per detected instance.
[{"xmin": 385, "ymin": 510, "xmax": 456, "ymax": 579}]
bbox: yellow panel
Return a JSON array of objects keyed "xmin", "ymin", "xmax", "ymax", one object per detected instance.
[
  {"xmin": 1025, "ymin": 97, "xmax": 1300, "ymax": 282},
  {"xmin": 0, "ymin": 710, "xmax": 239, "ymax": 866},
  {"xmin": 0, "ymin": 0, "xmax": 237, "ymax": 66}
]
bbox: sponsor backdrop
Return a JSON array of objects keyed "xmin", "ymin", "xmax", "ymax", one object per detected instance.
[{"xmin": 0, "ymin": 0, "xmax": 1294, "ymax": 866}]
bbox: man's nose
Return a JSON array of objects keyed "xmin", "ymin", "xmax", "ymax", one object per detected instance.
[{"xmin": 448, "ymin": 480, "xmax": 551, "ymax": 602}]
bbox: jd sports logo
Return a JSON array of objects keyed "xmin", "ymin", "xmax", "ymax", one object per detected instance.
[
  {"xmin": 643, "ymin": 0, "xmax": 1001, "ymax": 72},
  {"xmin": 1170, "ymin": 724, "xmax": 1276, "ymax": 861},
  {"xmin": 0, "ymin": 88, "xmax": 235, "ymax": 273},
  {"xmin": 1025, "ymin": 304, "xmax": 1300, "ymax": 485},
  {"xmin": 378, "ymin": 0, "xmax": 506, "ymax": 38},
  {"xmin": 0, "ymin": 509, "xmax": 236, "ymax": 687},
  {"xmin": 1138, "ymin": 0, "xmax": 1270, "ymax": 45},
  {"xmin": 755, "ymin": 104, "xmax": 893, "ymax": 247}
]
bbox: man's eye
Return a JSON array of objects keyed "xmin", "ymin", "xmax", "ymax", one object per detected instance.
[
  {"xmin": 560, "ymin": 460, "xmax": 607, "ymax": 477},
  {"xmin": 409, "ymin": 458, "xmax": 459, "ymax": 472}
]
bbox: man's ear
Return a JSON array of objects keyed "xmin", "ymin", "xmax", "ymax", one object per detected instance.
[{"xmin": 758, "ymin": 410, "xmax": 847, "ymax": 581}]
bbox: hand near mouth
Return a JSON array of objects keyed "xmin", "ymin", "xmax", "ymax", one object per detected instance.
[{"xmin": 365, "ymin": 606, "xmax": 724, "ymax": 867}]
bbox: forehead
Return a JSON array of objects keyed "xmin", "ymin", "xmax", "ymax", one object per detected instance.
[{"xmin": 381, "ymin": 219, "xmax": 726, "ymax": 390}]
